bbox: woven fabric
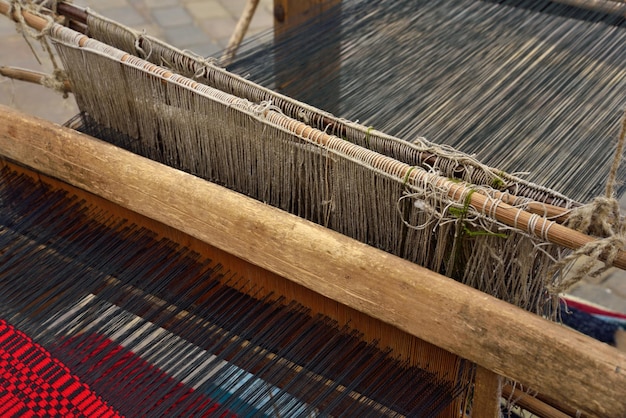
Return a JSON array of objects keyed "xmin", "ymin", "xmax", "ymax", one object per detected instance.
[
  {"xmin": 0, "ymin": 319, "xmax": 120, "ymax": 418},
  {"xmin": 52, "ymin": 333, "xmax": 235, "ymax": 417},
  {"xmin": 560, "ymin": 302, "xmax": 623, "ymax": 344},
  {"xmin": 0, "ymin": 319, "xmax": 235, "ymax": 417}
]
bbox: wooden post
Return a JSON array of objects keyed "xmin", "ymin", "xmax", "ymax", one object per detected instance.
[
  {"xmin": 272, "ymin": 0, "xmax": 342, "ymax": 115},
  {"xmin": 472, "ymin": 366, "xmax": 501, "ymax": 418}
]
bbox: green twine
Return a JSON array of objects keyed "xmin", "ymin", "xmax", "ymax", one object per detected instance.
[
  {"xmin": 403, "ymin": 166, "xmax": 416, "ymax": 186},
  {"xmin": 365, "ymin": 126, "xmax": 374, "ymax": 148},
  {"xmin": 449, "ymin": 189, "xmax": 507, "ymax": 238},
  {"xmin": 491, "ymin": 172, "xmax": 506, "ymax": 189}
]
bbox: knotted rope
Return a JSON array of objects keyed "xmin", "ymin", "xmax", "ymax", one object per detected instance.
[
  {"xmin": 8, "ymin": 0, "xmax": 70, "ymax": 97},
  {"xmin": 548, "ymin": 110, "xmax": 626, "ymax": 294}
]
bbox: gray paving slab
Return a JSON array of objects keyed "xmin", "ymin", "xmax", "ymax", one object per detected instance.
[
  {"xmin": 145, "ymin": 0, "xmax": 180, "ymax": 8},
  {"xmin": 199, "ymin": 17, "xmax": 237, "ymax": 43},
  {"xmin": 185, "ymin": 0, "xmax": 230, "ymax": 20},
  {"xmin": 152, "ymin": 6, "xmax": 193, "ymax": 28},
  {"xmin": 568, "ymin": 283, "xmax": 626, "ymax": 315},
  {"xmin": 184, "ymin": 40, "xmax": 223, "ymax": 58},
  {"xmin": 93, "ymin": 0, "xmax": 132, "ymax": 10},
  {"xmin": 135, "ymin": 23, "xmax": 165, "ymax": 39},
  {"xmin": 164, "ymin": 25, "xmax": 212, "ymax": 51},
  {"xmin": 602, "ymin": 269, "xmax": 626, "ymax": 298},
  {"xmin": 0, "ymin": 13, "xmax": 15, "ymax": 36},
  {"xmin": 219, "ymin": 0, "xmax": 248, "ymax": 17},
  {"xmin": 248, "ymin": 7, "xmax": 274, "ymax": 34},
  {"xmin": 99, "ymin": 6, "xmax": 148, "ymax": 27}
]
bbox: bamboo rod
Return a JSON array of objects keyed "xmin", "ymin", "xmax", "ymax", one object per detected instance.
[{"xmin": 1, "ymin": 105, "xmax": 625, "ymax": 417}]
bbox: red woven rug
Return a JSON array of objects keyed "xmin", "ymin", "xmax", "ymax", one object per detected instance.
[
  {"xmin": 0, "ymin": 319, "xmax": 233, "ymax": 417},
  {"xmin": 0, "ymin": 319, "xmax": 120, "ymax": 418}
]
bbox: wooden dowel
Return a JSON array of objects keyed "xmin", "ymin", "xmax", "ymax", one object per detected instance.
[
  {"xmin": 501, "ymin": 384, "xmax": 580, "ymax": 418},
  {"xmin": 0, "ymin": 66, "xmax": 72, "ymax": 93},
  {"xmin": 220, "ymin": 0, "xmax": 260, "ymax": 66},
  {"xmin": 56, "ymin": 0, "xmax": 87, "ymax": 24},
  {"xmin": 1, "ymin": 105, "xmax": 625, "ymax": 417}
]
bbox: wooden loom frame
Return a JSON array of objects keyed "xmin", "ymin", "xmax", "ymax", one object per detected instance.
[
  {"xmin": 1, "ymin": 104, "xmax": 625, "ymax": 417},
  {"xmin": 0, "ymin": 0, "xmax": 625, "ymax": 416}
]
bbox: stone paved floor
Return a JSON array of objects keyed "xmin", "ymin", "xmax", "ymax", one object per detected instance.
[
  {"xmin": 1, "ymin": 2, "xmax": 625, "ymax": 316},
  {"xmin": 0, "ymin": 0, "xmax": 273, "ymax": 123}
]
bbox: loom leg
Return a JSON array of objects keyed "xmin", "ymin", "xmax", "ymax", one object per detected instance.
[{"xmin": 472, "ymin": 366, "xmax": 501, "ymax": 418}]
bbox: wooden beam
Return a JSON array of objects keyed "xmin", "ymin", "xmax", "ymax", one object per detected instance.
[{"xmin": 1, "ymin": 105, "xmax": 625, "ymax": 417}]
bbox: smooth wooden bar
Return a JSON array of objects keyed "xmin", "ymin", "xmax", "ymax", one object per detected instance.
[
  {"xmin": 502, "ymin": 385, "xmax": 579, "ymax": 418},
  {"xmin": 1, "ymin": 106, "xmax": 625, "ymax": 417}
]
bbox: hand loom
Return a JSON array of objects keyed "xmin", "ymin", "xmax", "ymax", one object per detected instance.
[{"xmin": 0, "ymin": 0, "xmax": 625, "ymax": 417}]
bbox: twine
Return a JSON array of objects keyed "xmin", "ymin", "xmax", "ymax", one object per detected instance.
[
  {"xmin": 9, "ymin": 0, "xmax": 70, "ymax": 97},
  {"xmin": 548, "ymin": 109, "xmax": 626, "ymax": 294}
]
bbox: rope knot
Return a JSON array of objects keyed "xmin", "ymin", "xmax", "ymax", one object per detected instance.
[
  {"xmin": 40, "ymin": 68, "xmax": 70, "ymax": 97},
  {"xmin": 8, "ymin": 0, "xmax": 70, "ymax": 98},
  {"xmin": 547, "ymin": 234, "xmax": 625, "ymax": 295},
  {"xmin": 547, "ymin": 109, "xmax": 626, "ymax": 295},
  {"xmin": 566, "ymin": 196, "xmax": 623, "ymax": 238}
]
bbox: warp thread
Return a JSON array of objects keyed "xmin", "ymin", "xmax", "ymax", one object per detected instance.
[
  {"xmin": 9, "ymin": 0, "xmax": 71, "ymax": 97},
  {"xmin": 548, "ymin": 109, "xmax": 626, "ymax": 294}
]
